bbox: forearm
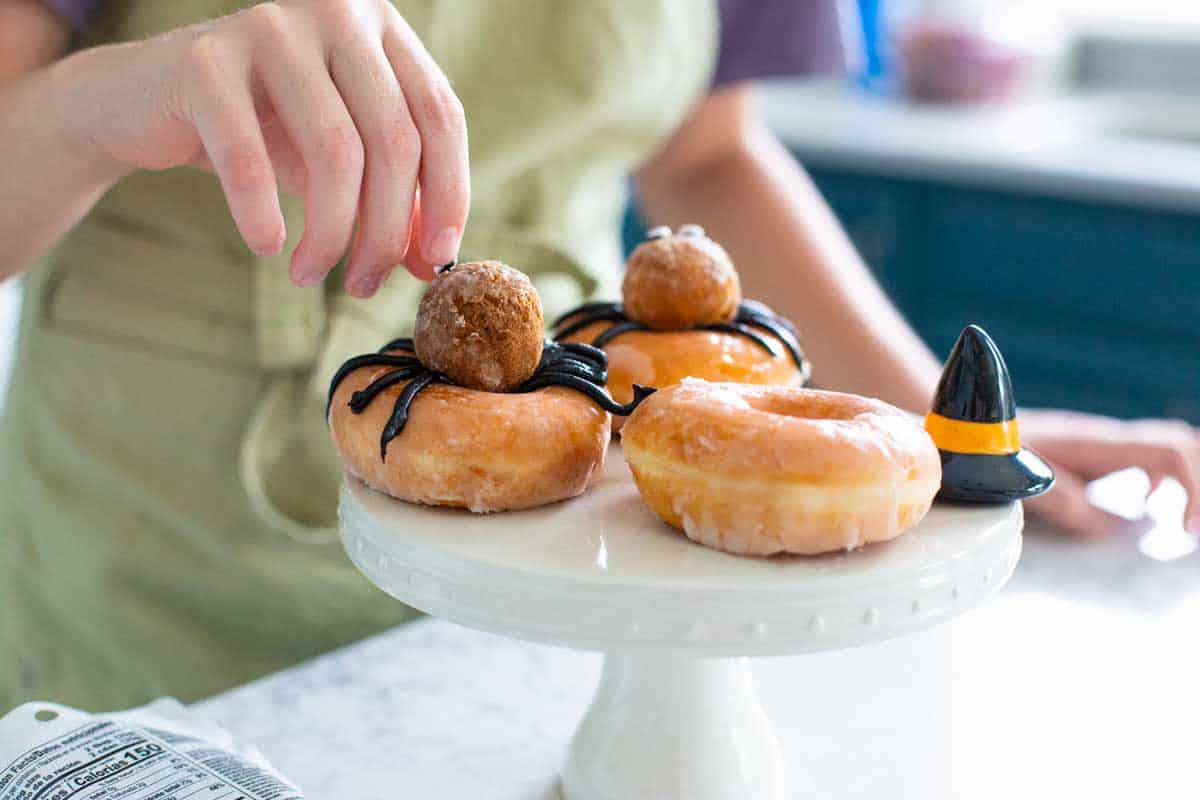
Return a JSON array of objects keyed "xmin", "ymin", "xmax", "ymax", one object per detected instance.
[
  {"xmin": 636, "ymin": 113, "xmax": 940, "ymax": 413},
  {"xmin": 0, "ymin": 52, "xmax": 127, "ymax": 280}
]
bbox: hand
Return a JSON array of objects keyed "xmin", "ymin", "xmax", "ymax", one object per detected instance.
[
  {"xmin": 61, "ymin": 0, "xmax": 468, "ymax": 293},
  {"xmin": 1022, "ymin": 410, "xmax": 1200, "ymax": 537}
]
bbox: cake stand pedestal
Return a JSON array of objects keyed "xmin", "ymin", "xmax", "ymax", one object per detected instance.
[{"xmin": 339, "ymin": 445, "xmax": 1022, "ymax": 800}]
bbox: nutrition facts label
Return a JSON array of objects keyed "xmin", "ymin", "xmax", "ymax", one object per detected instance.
[{"xmin": 0, "ymin": 720, "xmax": 301, "ymax": 800}]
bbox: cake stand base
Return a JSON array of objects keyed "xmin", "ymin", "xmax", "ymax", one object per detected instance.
[
  {"xmin": 562, "ymin": 652, "xmax": 783, "ymax": 800},
  {"xmin": 339, "ymin": 444, "xmax": 1021, "ymax": 799}
]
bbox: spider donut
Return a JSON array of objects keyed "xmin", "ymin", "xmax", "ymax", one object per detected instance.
[
  {"xmin": 553, "ymin": 225, "xmax": 811, "ymax": 427},
  {"xmin": 327, "ymin": 261, "xmax": 652, "ymax": 512}
]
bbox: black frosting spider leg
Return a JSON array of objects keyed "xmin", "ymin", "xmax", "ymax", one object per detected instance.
[
  {"xmin": 378, "ymin": 336, "xmax": 416, "ymax": 353},
  {"xmin": 551, "ymin": 301, "xmax": 623, "ymax": 329},
  {"xmin": 539, "ymin": 357, "xmax": 607, "ymax": 385},
  {"xmin": 738, "ymin": 299, "xmax": 798, "ymax": 334},
  {"xmin": 553, "ymin": 302, "xmax": 628, "ymax": 342},
  {"xmin": 559, "ymin": 341, "xmax": 608, "ymax": 362},
  {"xmin": 379, "ymin": 371, "xmax": 441, "ymax": 460},
  {"xmin": 517, "ymin": 374, "xmax": 655, "ymax": 416},
  {"xmin": 326, "ymin": 353, "xmax": 424, "ymax": 416},
  {"xmin": 733, "ymin": 303, "xmax": 808, "ymax": 374},
  {"xmin": 538, "ymin": 341, "xmax": 610, "ymax": 384},
  {"xmin": 703, "ymin": 322, "xmax": 778, "ymax": 357},
  {"xmin": 518, "ymin": 339, "xmax": 654, "ymax": 415},
  {"xmin": 349, "ymin": 366, "xmax": 428, "ymax": 412},
  {"xmin": 592, "ymin": 320, "xmax": 649, "ymax": 348}
]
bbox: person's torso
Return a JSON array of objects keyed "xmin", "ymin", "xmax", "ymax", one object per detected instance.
[{"xmin": 0, "ymin": 0, "xmax": 717, "ymax": 710}]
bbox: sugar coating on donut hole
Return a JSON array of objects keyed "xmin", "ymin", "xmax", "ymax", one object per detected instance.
[
  {"xmin": 414, "ymin": 261, "xmax": 545, "ymax": 392},
  {"xmin": 622, "ymin": 228, "xmax": 741, "ymax": 330},
  {"xmin": 621, "ymin": 379, "xmax": 942, "ymax": 556}
]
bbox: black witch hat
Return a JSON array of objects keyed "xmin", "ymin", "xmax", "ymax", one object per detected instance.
[{"xmin": 925, "ymin": 325, "xmax": 1053, "ymax": 503}]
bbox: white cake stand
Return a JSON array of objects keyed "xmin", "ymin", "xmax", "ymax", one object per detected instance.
[{"xmin": 339, "ymin": 444, "xmax": 1022, "ymax": 800}]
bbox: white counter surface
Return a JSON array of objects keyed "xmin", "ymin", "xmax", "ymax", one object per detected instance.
[
  {"xmin": 196, "ymin": 486, "xmax": 1200, "ymax": 800},
  {"xmin": 4, "ymin": 277, "xmax": 1198, "ymax": 797},
  {"xmin": 765, "ymin": 79, "xmax": 1200, "ymax": 214}
]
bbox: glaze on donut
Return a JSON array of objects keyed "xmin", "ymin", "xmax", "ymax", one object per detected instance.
[
  {"xmin": 555, "ymin": 298, "xmax": 810, "ymax": 425},
  {"xmin": 328, "ymin": 259, "xmax": 654, "ymax": 513},
  {"xmin": 554, "ymin": 227, "xmax": 810, "ymax": 426},
  {"xmin": 329, "ymin": 341, "xmax": 613, "ymax": 512},
  {"xmin": 621, "ymin": 379, "xmax": 942, "ymax": 555}
]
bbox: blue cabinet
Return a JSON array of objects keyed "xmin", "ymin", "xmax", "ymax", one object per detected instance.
[
  {"xmin": 915, "ymin": 182, "xmax": 1200, "ymax": 422},
  {"xmin": 624, "ymin": 167, "xmax": 1200, "ymax": 422}
]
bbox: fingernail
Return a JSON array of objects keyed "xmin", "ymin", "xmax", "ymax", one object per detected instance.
[
  {"xmin": 294, "ymin": 270, "xmax": 324, "ymax": 288},
  {"xmin": 353, "ymin": 274, "xmax": 382, "ymax": 298},
  {"xmin": 424, "ymin": 227, "xmax": 460, "ymax": 267},
  {"xmin": 289, "ymin": 254, "xmax": 323, "ymax": 287},
  {"xmin": 253, "ymin": 228, "xmax": 287, "ymax": 257}
]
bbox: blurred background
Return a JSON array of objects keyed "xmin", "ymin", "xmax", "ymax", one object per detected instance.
[
  {"xmin": 623, "ymin": 0, "xmax": 1200, "ymax": 427},
  {"xmin": 4, "ymin": 0, "xmax": 1198, "ymax": 420}
]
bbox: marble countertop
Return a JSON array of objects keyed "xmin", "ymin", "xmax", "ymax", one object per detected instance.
[
  {"xmin": 6, "ymin": 271, "xmax": 1199, "ymax": 798},
  {"xmin": 5, "ymin": 277, "xmax": 1198, "ymax": 798},
  {"xmin": 764, "ymin": 79, "xmax": 1200, "ymax": 215},
  {"xmin": 195, "ymin": 479, "xmax": 1200, "ymax": 800}
]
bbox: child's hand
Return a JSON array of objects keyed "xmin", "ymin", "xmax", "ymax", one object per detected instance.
[
  {"xmin": 1022, "ymin": 410, "xmax": 1200, "ymax": 537},
  {"xmin": 62, "ymin": 0, "xmax": 468, "ymax": 293}
]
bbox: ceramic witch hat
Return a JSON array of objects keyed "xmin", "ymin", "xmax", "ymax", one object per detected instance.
[{"xmin": 925, "ymin": 325, "xmax": 1054, "ymax": 502}]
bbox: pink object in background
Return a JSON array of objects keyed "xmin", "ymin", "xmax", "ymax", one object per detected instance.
[{"xmin": 898, "ymin": 19, "xmax": 1031, "ymax": 103}]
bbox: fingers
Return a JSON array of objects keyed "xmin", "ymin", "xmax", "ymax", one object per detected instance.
[
  {"xmin": 180, "ymin": 2, "xmax": 466, "ymax": 291},
  {"xmin": 1024, "ymin": 462, "xmax": 1137, "ymax": 539},
  {"xmin": 1025, "ymin": 412, "xmax": 1200, "ymax": 534},
  {"xmin": 399, "ymin": 193, "xmax": 438, "ymax": 280},
  {"xmin": 1122, "ymin": 420, "xmax": 1200, "ymax": 532},
  {"xmin": 1152, "ymin": 424, "xmax": 1200, "ymax": 532},
  {"xmin": 384, "ymin": 16, "xmax": 469, "ymax": 271},
  {"xmin": 329, "ymin": 39, "xmax": 420, "ymax": 297},
  {"xmin": 186, "ymin": 34, "xmax": 285, "ymax": 256},
  {"xmin": 253, "ymin": 8, "xmax": 364, "ymax": 287}
]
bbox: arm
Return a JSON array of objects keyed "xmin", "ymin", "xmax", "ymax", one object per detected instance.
[
  {"xmin": 635, "ymin": 85, "xmax": 940, "ymax": 412},
  {"xmin": 0, "ymin": 0, "xmax": 125, "ymax": 281},
  {"xmin": 636, "ymin": 85, "xmax": 1200, "ymax": 536},
  {"xmin": 0, "ymin": 0, "xmax": 469, "ymax": 292},
  {"xmin": 0, "ymin": 0, "xmax": 68, "ymax": 77}
]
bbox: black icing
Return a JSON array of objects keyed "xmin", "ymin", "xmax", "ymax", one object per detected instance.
[
  {"xmin": 551, "ymin": 300, "xmax": 809, "ymax": 374},
  {"xmin": 327, "ymin": 338, "xmax": 653, "ymax": 461}
]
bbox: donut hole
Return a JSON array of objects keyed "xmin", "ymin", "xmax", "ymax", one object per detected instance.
[
  {"xmin": 413, "ymin": 260, "xmax": 544, "ymax": 392},
  {"xmin": 622, "ymin": 236, "xmax": 741, "ymax": 329}
]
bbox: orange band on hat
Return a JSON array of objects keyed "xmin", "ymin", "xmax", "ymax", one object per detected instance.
[{"xmin": 924, "ymin": 412, "xmax": 1020, "ymax": 455}]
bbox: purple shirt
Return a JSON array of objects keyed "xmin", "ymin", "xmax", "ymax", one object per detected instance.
[
  {"xmin": 714, "ymin": 0, "xmax": 847, "ymax": 86},
  {"xmin": 44, "ymin": 0, "xmax": 846, "ymax": 85},
  {"xmin": 40, "ymin": 0, "xmax": 100, "ymax": 31}
]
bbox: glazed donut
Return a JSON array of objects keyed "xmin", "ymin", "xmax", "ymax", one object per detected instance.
[
  {"xmin": 554, "ymin": 226, "xmax": 811, "ymax": 428},
  {"xmin": 328, "ymin": 341, "xmax": 611, "ymax": 512},
  {"xmin": 562, "ymin": 319, "xmax": 803, "ymax": 407},
  {"xmin": 621, "ymin": 379, "xmax": 942, "ymax": 556},
  {"xmin": 328, "ymin": 260, "xmax": 651, "ymax": 513}
]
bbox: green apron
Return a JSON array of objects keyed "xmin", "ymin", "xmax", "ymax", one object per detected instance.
[{"xmin": 0, "ymin": 1, "xmax": 716, "ymax": 710}]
